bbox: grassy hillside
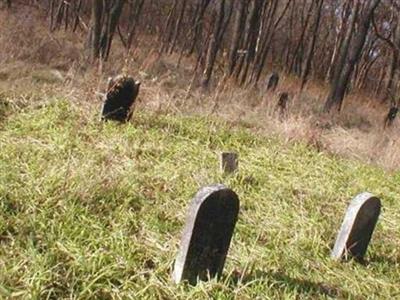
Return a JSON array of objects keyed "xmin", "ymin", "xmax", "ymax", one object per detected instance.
[{"xmin": 1, "ymin": 98, "xmax": 400, "ymax": 299}]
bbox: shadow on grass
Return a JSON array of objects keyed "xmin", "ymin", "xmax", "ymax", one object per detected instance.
[
  {"xmin": 334, "ymin": 253, "xmax": 400, "ymax": 267},
  {"xmin": 228, "ymin": 269, "xmax": 360, "ymax": 299},
  {"xmin": 365, "ymin": 254, "xmax": 400, "ymax": 266}
]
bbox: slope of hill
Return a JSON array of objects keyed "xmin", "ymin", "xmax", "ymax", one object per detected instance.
[
  {"xmin": 1, "ymin": 98, "xmax": 399, "ymax": 299},
  {"xmin": 1, "ymin": 7, "xmax": 400, "ymax": 172}
]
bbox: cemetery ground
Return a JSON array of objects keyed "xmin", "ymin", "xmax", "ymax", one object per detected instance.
[
  {"xmin": 1, "ymin": 8, "xmax": 400, "ymax": 299},
  {"xmin": 1, "ymin": 96, "xmax": 400, "ymax": 299}
]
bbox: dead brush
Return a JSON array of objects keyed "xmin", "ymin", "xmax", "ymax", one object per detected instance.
[{"xmin": 2, "ymin": 6, "xmax": 400, "ymax": 171}]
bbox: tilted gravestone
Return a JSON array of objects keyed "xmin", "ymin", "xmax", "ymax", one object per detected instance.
[
  {"xmin": 100, "ymin": 75, "xmax": 141, "ymax": 122},
  {"xmin": 220, "ymin": 152, "xmax": 238, "ymax": 174},
  {"xmin": 331, "ymin": 192, "xmax": 381, "ymax": 261},
  {"xmin": 173, "ymin": 184, "xmax": 240, "ymax": 285}
]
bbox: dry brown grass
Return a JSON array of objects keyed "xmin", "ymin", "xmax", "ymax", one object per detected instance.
[{"xmin": 2, "ymin": 7, "xmax": 400, "ymax": 171}]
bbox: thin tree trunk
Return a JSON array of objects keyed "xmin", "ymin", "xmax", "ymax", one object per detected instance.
[
  {"xmin": 238, "ymin": 0, "xmax": 263, "ymax": 85},
  {"xmin": 169, "ymin": 0, "xmax": 188, "ymax": 54},
  {"xmin": 201, "ymin": 0, "xmax": 226, "ymax": 88},
  {"xmin": 326, "ymin": 0, "xmax": 351, "ymax": 82},
  {"xmin": 228, "ymin": 1, "xmax": 247, "ymax": 76},
  {"xmin": 289, "ymin": 0, "xmax": 315, "ymax": 74},
  {"xmin": 126, "ymin": 0, "xmax": 145, "ymax": 50},
  {"xmin": 324, "ymin": 0, "xmax": 381, "ymax": 112},
  {"xmin": 100, "ymin": 0, "xmax": 125, "ymax": 60},
  {"xmin": 251, "ymin": 0, "xmax": 291, "ymax": 84},
  {"xmin": 301, "ymin": 0, "xmax": 324, "ymax": 90},
  {"xmin": 160, "ymin": 0, "xmax": 179, "ymax": 53},
  {"xmin": 89, "ymin": 0, "xmax": 103, "ymax": 60}
]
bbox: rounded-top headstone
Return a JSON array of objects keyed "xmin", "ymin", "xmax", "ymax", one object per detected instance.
[
  {"xmin": 331, "ymin": 192, "xmax": 381, "ymax": 261},
  {"xmin": 173, "ymin": 184, "xmax": 239, "ymax": 285}
]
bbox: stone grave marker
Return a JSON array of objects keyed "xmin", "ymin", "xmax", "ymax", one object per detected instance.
[
  {"xmin": 266, "ymin": 71, "xmax": 279, "ymax": 92},
  {"xmin": 100, "ymin": 75, "xmax": 140, "ymax": 122},
  {"xmin": 276, "ymin": 92, "xmax": 290, "ymax": 119},
  {"xmin": 220, "ymin": 152, "xmax": 238, "ymax": 174},
  {"xmin": 331, "ymin": 192, "xmax": 381, "ymax": 261},
  {"xmin": 173, "ymin": 184, "xmax": 240, "ymax": 284}
]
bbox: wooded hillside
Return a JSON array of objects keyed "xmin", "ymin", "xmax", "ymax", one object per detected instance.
[{"xmin": 4, "ymin": 0, "xmax": 400, "ymax": 112}]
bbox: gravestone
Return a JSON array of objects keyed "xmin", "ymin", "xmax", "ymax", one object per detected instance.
[
  {"xmin": 383, "ymin": 106, "xmax": 398, "ymax": 128},
  {"xmin": 266, "ymin": 71, "xmax": 279, "ymax": 92},
  {"xmin": 220, "ymin": 152, "xmax": 238, "ymax": 174},
  {"xmin": 331, "ymin": 192, "xmax": 381, "ymax": 261},
  {"xmin": 276, "ymin": 92, "xmax": 290, "ymax": 119},
  {"xmin": 173, "ymin": 184, "xmax": 240, "ymax": 285},
  {"xmin": 100, "ymin": 75, "xmax": 141, "ymax": 122}
]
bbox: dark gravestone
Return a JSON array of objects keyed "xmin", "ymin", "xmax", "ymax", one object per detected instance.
[
  {"xmin": 331, "ymin": 192, "xmax": 381, "ymax": 261},
  {"xmin": 383, "ymin": 106, "xmax": 398, "ymax": 128},
  {"xmin": 100, "ymin": 75, "xmax": 141, "ymax": 122},
  {"xmin": 266, "ymin": 71, "xmax": 279, "ymax": 92},
  {"xmin": 276, "ymin": 92, "xmax": 290, "ymax": 119},
  {"xmin": 173, "ymin": 184, "xmax": 240, "ymax": 284}
]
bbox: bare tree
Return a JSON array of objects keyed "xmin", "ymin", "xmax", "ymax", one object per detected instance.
[
  {"xmin": 324, "ymin": 0, "xmax": 382, "ymax": 112},
  {"xmin": 89, "ymin": 0, "xmax": 103, "ymax": 60},
  {"xmin": 13, "ymin": 0, "xmax": 398, "ymax": 105},
  {"xmin": 301, "ymin": 0, "xmax": 324, "ymax": 90},
  {"xmin": 228, "ymin": 1, "xmax": 247, "ymax": 76},
  {"xmin": 201, "ymin": 0, "xmax": 226, "ymax": 88}
]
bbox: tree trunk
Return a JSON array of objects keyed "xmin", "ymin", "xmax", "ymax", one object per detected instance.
[
  {"xmin": 323, "ymin": 0, "xmax": 360, "ymax": 111},
  {"xmin": 187, "ymin": 0, "xmax": 211, "ymax": 55},
  {"xmin": 126, "ymin": 0, "xmax": 145, "ymax": 50},
  {"xmin": 168, "ymin": 0, "xmax": 188, "ymax": 54},
  {"xmin": 383, "ymin": 20, "xmax": 400, "ymax": 102},
  {"xmin": 99, "ymin": 0, "xmax": 125, "ymax": 60},
  {"xmin": 238, "ymin": 0, "xmax": 263, "ymax": 85},
  {"xmin": 289, "ymin": 0, "xmax": 315, "ymax": 75},
  {"xmin": 228, "ymin": 1, "xmax": 247, "ymax": 76},
  {"xmin": 325, "ymin": 0, "xmax": 351, "ymax": 82},
  {"xmin": 201, "ymin": 0, "xmax": 226, "ymax": 88},
  {"xmin": 301, "ymin": 0, "xmax": 324, "ymax": 90},
  {"xmin": 89, "ymin": 0, "xmax": 103, "ymax": 60},
  {"xmin": 250, "ymin": 0, "xmax": 291, "ymax": 84},
  {"xmin": 324, "ymin": 0, "xmax": 381, "ymax": 112}
]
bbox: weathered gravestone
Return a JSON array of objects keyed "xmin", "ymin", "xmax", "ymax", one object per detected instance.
[
  {"xmin": 173, "ymin": 184, "xmax": 240, "ymax": 284},
  {"xmin": 220, "ymin": 152, "xmax": 238, "ymax": 174},
  {"xmin": 100, "ymin": 75, "xmax": 141, "ymax": 122},
  {"xmin": 331, "ymin": 192, "xmax": 381, "ymax": 261},
  {"xmin": 383, "ymin": 106, "xmax": 398, "ymax": 129},
  {"xmin": 266, "ymin": 71, "xmax": 279, "ymax": 92},
  {"xmin": 276, "ymin": 92, "xmax": 290, "ymax": 119}
]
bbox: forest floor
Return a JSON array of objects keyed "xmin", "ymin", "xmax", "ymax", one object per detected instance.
[{"xmin": 1, "ymin": 7, "xmax": 400, "ymax": 299}]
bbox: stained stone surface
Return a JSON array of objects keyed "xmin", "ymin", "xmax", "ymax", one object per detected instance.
[
  {"xmin": 173, "ymin": 184, "xmax": 240, "ymax": 284},
  {"xmin": 331, "ymin": 192, "xmax": 381, "ymax": 261},
  {"xmin": 220, "ymin": 152, "xmax": 238, "ymax": 174},
  {"xmin": 100, "ymin": 75, "xmax": 140, "ymax": 122}
]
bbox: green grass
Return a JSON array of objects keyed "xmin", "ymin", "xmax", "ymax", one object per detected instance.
[{"xmin": 1, "ymin": 98, "xmax": 400, "ymax": 299}]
